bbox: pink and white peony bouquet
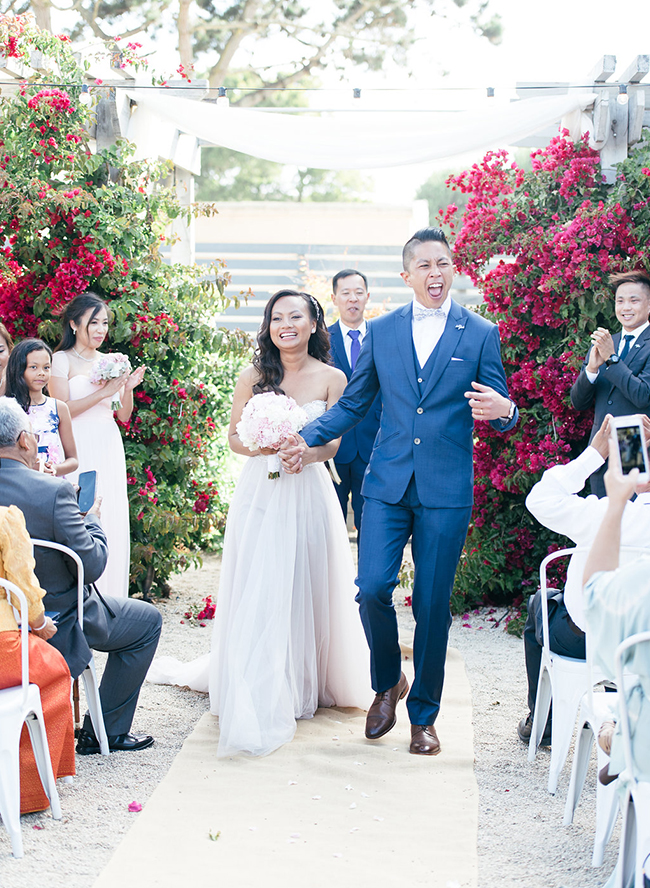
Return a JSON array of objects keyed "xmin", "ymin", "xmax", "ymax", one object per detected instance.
[
  {"xmin": 236, "ymin": 392, "xmax": 308, "ymax": 479},
  {"xmin": 89, "ymin": 353, "xmax": 132, "ymax": 411}
]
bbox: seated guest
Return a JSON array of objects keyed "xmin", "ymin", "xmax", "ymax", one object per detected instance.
[
  {"xmin": 518, "ymin": 414, "xmax": 650, "ymax": 742},
  {"xmin": 0, "ymin": 503, "xmax": 75, "ymax": 813},
  {"xmin": 583, "ymin": 443, "xmax": 650, "ymax": 783},
  {"xmin": 0, "ymin": 396, "xmax": 162, "ymax": 754}
]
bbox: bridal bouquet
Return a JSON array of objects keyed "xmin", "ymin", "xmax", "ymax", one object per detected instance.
[
  {"xmin": 236, "ymin": 392, "xmax": 308, "ymax": 479},
  {"xmin": 89, "ymin": 353, "xmax": 132, "ymax": 411}
]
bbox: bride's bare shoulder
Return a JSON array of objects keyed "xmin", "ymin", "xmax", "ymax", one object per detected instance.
[{"xmin": 237, "ymin": 364, "xmax": 260, "ymax": 386}]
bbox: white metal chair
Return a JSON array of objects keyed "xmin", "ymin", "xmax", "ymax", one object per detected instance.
[
  {"xmin": 0, "ymin": 578, "xmax": 62, "ymax": 858},
  {"xmin": 613, "ymin": 631, "xmax": 650, "ymax": 888},
  {"xmin": 562, "ymin": 547, "xmax": 649, "ymax": 866},
  {"xmin": 563, "ymin": 664, "xmax": 620, "ymax": 866},
  {"xmin": 528, "ymin": 548, "xmax": 593, "ymax": 794},
  {"xmin": 30, "ymin": 539, "xmax": 109, "ymax": 756}
]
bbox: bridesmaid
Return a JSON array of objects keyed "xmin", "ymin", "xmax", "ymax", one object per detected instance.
[
  {"xmin": 49, "ymin": 293, "xmax": 145, "ymax": 598},
  {"xmin": 0, "ymin": 321, "xmax": 13, "ymax": 396}
]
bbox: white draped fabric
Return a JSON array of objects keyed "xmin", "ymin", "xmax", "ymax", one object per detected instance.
[{"xmin": 125, "ymin": 90, "xmax": 596, "ymax": 170}]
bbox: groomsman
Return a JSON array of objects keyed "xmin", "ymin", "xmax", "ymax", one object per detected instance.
[
  {"xmin": 282, "ymin": 229, "xmax": 517, "ymax": 755},
  {"xmin": 328, "ymin": 269, "xmax": 381, "ymax": 544}
]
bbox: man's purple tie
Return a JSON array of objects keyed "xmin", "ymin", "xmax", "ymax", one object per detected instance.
[{"xmin": 348, "ymin": 329, "xmax": 361, "ymax": 372}]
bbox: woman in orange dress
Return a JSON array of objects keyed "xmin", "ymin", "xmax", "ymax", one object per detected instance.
[{"xmin": 0, "ymin": 504, "xmax": 75, "ymax": 813}]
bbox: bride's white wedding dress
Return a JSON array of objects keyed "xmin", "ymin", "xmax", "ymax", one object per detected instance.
[{"xmin": 148, "ymin": 400, "xmax": 371, "ymax": 757}]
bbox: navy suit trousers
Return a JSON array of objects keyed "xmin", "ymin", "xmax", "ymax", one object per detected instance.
[
  {"xmin": 333, "ymin": 453, "xmax": 367, "ymax": 545},
  {"xmin": 356, "ymin": 476, "xmax": 472, "ymax": 726}
]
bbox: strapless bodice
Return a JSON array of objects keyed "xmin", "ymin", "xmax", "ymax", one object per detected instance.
[{"xmin": 300, "ymin": 399, "xmax": 327, "ymax": 427}]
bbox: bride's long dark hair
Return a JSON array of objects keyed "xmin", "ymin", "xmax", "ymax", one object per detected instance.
[{"xmin": 252, "ymin": 289, "xmax": 331, "ymax": 395}]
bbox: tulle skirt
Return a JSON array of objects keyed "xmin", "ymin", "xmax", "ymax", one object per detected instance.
[{"xmin": 149, "ymin": 457, "xmax": 371, "ymax": 757}]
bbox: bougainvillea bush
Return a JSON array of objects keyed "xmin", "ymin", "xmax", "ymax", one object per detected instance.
[
  {"xmin": 0, "ymin": 19, "xmax": 250, "ymax": 595},
  {"xmin": 440, "ymin": 130, "xmax": 650, "ymax": 612}
]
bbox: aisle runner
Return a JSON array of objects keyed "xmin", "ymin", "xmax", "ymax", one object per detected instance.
[{"xmin": 93, "ymin": 650, "xmax": 477, "ymax": 888}]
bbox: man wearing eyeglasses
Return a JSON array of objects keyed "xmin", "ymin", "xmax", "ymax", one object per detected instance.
[{"xmin": 0, "ymin": 396, "xmax": 162, "ymax": 754}]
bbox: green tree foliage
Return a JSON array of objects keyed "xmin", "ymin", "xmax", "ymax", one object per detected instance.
[
  {"xmin": 0, "ymin": 20, "xmax": 250, "ymax": 596},
  {"xmin": 4, "ymin": 0, "xmax": 502, "ymax": 97}
]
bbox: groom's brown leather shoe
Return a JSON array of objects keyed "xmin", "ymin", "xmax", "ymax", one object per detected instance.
[
  {"xmin": 365, "ymin": 672, "xmax": 409, "ymax": 739},
  {"xmin": 410, "ymin": 724, "xmax": 441, "ymax": 755}
]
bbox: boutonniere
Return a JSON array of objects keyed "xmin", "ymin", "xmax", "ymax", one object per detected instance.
[{"xmin": 455, "ymin": 323, "xmax": 465, "ymax": 330}]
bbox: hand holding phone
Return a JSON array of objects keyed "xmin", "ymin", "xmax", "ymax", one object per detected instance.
[
  {"xmin": 77, "ymin": 470, "xmax": 97, "ymax": 514},
  {"xmin": 610, "ymin": 414, "xmax": 650, "ymax": 483}
]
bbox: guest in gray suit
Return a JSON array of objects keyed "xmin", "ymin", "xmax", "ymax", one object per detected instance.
[
  {"xmin": 571, "ymin": 270, "xmax": 650, "ymax": 497},
  {"xmin": 0, "ymin": 396, "xmax": 162, "ymax": 754}
]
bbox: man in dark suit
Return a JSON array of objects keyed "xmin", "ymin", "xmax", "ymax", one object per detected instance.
[
  {"xmin": 0, "ymin": 396, "xmax": 162, "ymax": 754},
  {"xmin": 571, "ymin": 270, "xmax": 650, "ymax": 497},
  {"xmin": 328, "ymin": 268, "xmax": 381, "ymax": 544},
  {"xmin": 281, "ymin": 228, "xmax": 517, "ymax": 755}
]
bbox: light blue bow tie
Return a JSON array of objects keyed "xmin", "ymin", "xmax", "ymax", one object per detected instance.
[{"xmin": 413, "ymin": 305, "xmax": 446, "ymax": 322}]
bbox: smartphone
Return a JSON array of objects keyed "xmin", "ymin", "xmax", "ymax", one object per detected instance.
[
  {"xmin": 77, "ymin": 470, "xmax": 97, "ymax": 513},
  {"xmin": 610, "ymin": 415, "xmax": 650, "ymax": 482}
]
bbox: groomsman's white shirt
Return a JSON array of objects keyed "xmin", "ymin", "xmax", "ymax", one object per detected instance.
[
  {"xmin": 338, "ymin": 319, "xmax": 368, "ymax": 368},
  {"xmin": 585, "ymin": 319, "xmax": 650, "ymax": 383},
  {"xmin": 526, "ymin": 446, "xmax": 650, "ymax": 631},
  {"xmin": 411, "ymin": 297, "xmax": 451, "ymax": 368}
]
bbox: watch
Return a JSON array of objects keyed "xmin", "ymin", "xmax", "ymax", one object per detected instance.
[{"xmin": 605, "ymin": 354, "xmax": 620, "ymax": 367}]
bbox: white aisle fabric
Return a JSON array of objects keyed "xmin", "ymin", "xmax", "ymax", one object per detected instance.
[
  {"xmin": 148, "ymin": 401, "xmax": 372, "ymax": 757},
  {"xmin": 94, "ymin": 652, "xmax": 478, "ymax": 888},
  {"xmin": 126, "ymin": 90, "xmax": 597, "ymax": 170}
]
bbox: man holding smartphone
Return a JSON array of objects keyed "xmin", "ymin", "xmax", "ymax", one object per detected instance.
[
  {"xmin": 0, "ymin": 396, "xmax": 162, "ymax": 754},
  {"xmin": 518, "ymin": 413, "xmax": 650, "ymax": 743},
  {"xmin": 571, "ymin": 270, "xmax": 650, "ymax": 496}
]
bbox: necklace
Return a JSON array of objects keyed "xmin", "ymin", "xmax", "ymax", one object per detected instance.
[{"xmin": 71, "ymin": 346, "xmax": 96, "ymax": 363}]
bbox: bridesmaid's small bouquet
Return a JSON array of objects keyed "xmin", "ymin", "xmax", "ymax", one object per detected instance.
[
  {"xmin": 89, "ymin": 353, "xmax": 132, "ymax": 411},
  {"xmin": 236, "ymin": 392, "xmax": 308, "ymax": 479}
]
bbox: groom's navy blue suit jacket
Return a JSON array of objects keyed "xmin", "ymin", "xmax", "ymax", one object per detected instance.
[{"xmin": 303, "ymin": 299, "xmax": 517, "ymax": 508}]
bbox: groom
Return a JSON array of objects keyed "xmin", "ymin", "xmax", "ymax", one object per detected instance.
[{"xmin": 281, "ymin": 228, "xmax": 518, "ymax": 755}]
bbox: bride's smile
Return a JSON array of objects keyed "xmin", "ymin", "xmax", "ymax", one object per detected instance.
[{"xmin": 270, "ymin": 296, "xmax": 316, "ymax": 350}]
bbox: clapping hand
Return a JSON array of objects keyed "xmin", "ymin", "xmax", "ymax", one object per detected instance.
[
  {"xmin": 587, "ymin": 327, "xmax": 615, "ymax": 370},
  {"xmin": 124, "ymin": 365, "xmax": 146, "ymax": 392}
]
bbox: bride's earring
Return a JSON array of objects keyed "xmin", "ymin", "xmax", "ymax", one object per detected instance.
[{"xmin": 72, "ymin": 327, "xmax": 76, "ymax": 336}]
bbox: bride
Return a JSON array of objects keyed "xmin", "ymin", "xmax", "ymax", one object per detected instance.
[{"xmin": 149, "ymin": 289, "xmax": 370, "ymax": 756}]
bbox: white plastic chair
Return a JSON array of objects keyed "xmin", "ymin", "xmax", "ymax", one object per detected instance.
[
  {"xmin": 528, "ymin": 548, "xmax": 592, "ymax": 794},
  {"xmin": 0, "ymin": 578, "xmax": 62, "ymax": 858},
  {"xmin": 613, "ymin": 631, "xmax": 650, "ymax": 888},
  {"xmin": 30, "ymin": 539, "xmax": 109, "ymax": 756}
]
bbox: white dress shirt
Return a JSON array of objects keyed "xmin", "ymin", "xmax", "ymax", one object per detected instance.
[
  {"xmin": 585, "ymin": 320, "xmax": 650, "ymax": 383},
  {"xmin": 525, "ymin": 446, "xmax": 650, "ymax": 630},
  {"xmin": 338, "ymin": 319, "xmax": 367, "ymax": 368},
  {"xmin": 411, "ymin": 297, "xmax": 451, "ymax": 368}
]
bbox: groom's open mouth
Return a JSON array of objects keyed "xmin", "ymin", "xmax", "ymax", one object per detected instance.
[{"xmin": 428, "ymin": 283, "xmax": 443, "ymax": 298}]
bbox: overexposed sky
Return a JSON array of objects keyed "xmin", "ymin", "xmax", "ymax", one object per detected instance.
[{"xmin": 55, "ymin": 0, "xmax": 650, "ymax": 202}]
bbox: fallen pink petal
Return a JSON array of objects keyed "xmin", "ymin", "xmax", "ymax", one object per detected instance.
[{"xmin": 128, "ymin": 801, "xmax": 143, "ymax": 812}]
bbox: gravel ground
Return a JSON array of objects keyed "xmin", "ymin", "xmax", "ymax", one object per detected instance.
[{"xmin": 0, "ymin": 553, "xmax": 618, "ymax": 888}]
